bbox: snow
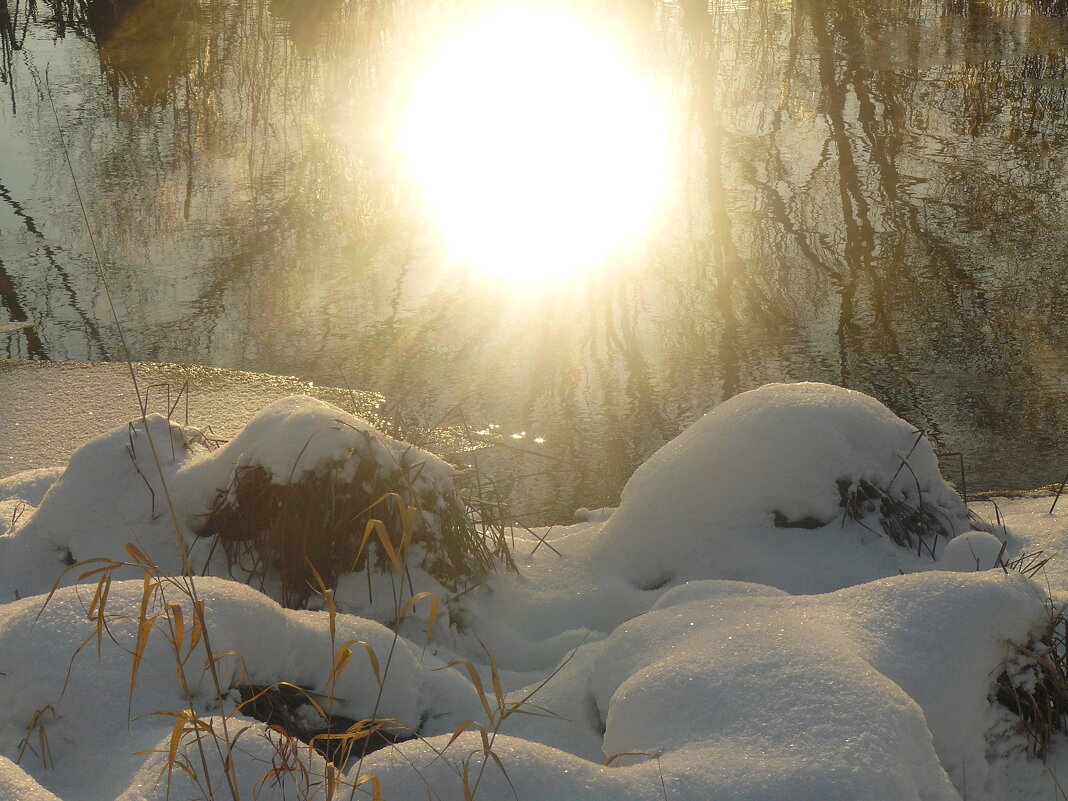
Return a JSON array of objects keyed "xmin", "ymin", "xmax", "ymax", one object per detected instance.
[
  {"xmin": 938, "ymin": 530, "xmax": 1008, "ymax": 571},
  {"xmin": 0, "ymin": 756, "xmax": 62, "ymax": 801},
  {"xmin": 581, "ymin": 382, "xmax": 972, "ymax": 593},
  {"xmin": 0, "ymin": 396, "xmax": 459, "ymax": 601},
  {"xmin": 183, "ymin": 394, "xmax": 454, "ymax": 488},
  {"xmin": 4, "ymin": 375, "xmax": 1068, "ymax": 800}
]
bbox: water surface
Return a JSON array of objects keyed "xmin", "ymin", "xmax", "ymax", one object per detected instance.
[{"xmin": 4, "ymin": 0, "xmax": 1068, "ymax": 520}]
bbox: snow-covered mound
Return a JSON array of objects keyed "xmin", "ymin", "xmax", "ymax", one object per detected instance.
[
  {"xmin": 0, "ymin": 396, "xmax": 480, "ymax": 610},
  {"xmin": 0, "ymin": 413, "xmax": 193, "ymax": 594},
  {"xmin": 0, "ymin": 569, "xmax": 1050, "ymax": 801},
  {"xmin": 939, "ymin": 530, "xmax": 1007, "ymax": 572},
  {"xmin": 0, "ymin": 577, "xmax": 480, "ymax": 801},
  {"xmin": 360, "ymin": 571, "xmax": 1044, "ymax": 801},
  {"xmin": 583, "ymin": 382, "xmax": 973, "ymax": 592},
  {"xmin": 180, "ymin": 393, "xmax": 456, "ymax": 491}
]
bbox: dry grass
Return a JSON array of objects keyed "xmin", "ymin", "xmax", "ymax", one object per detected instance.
[
  {"xmin": 31, "ymin": 490, "xmax": 560, "ymax": 801},
  {"xmin": 838, "ymin": 477, "xmax": 954, "ymax": 556},
  {"xmin": 196, "ymin": 426, "xmax": 514, "ymax": 609},
  {"xmin": 15, "ymin": 705, "xmax": 57, "ymax": 770},
  {"xmin": 994, "ymin": 601, "xmax": 1068, "ymax": 759}
]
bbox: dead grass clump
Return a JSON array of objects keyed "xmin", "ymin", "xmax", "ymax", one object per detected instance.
[
  {"xmin": 994, "ymin": 604, "xmax": 1068, "ymax": 759},
  {"xmin": 838, "ymin": 478, "xmax": 953, "ymax": 556},
  {"xmin": 197, "ymin": 426, "xmax": 511, "ymax": 609}
]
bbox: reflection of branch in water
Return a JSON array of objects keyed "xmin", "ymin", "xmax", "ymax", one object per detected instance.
[
  {"xmin": 0, "ymin": 0, "xmax": 30, "ymax": 114},
  {"xmin": 0, "ymin": 254, "xmax": 48, "ymax": 359},
  {"xmin": 87, "ymin": 0, "xmax": 197, "ymax": 106},
  {"xmin": 0, "ymin": 179, "xmax": 111, "ymax": 358}
]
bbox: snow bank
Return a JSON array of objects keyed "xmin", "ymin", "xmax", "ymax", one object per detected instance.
[
  {"xmin": 0, "ymin": 396, "xmax": 471, "ymax": 610},
  {"xmin": 583, "ymin": 382, "xmax": 973, "ymax": 592},
  {"xmin": 178, "ymin": 394, "xmax": 456, "ymax": 492},
  {"xmin": 0, "ymin": 578, "xmax": 479, "ymax": 801},
  {"xmin": 363, "ymin": 572, "xmax": 1046, "ymax": 801},
  {"xmin": 0, "ymin": 568, "xmax": 1051, "ymax": 801},
  {"xmin": 2, "ymin": 380, "xmax": 1064, "ymax": 801},
  {"xmin": 0, "ymin": 414, "xmax": 192, "ymax": 597},
  {"xmin": 0, "ymin": 756, "xmax": 62, "ymax": 801}
]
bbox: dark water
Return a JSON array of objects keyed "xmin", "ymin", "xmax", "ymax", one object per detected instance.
[{"xmin": 4, "ymin": 0, "xmax": 1068, "ymax": 521}]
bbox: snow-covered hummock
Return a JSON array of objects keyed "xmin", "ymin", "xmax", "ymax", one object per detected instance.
[
  {"xmin": 179, "ymin": 393, "xmax": 457, "ymax": 492},
  {"xmin": 0, "ymin": 570, "xmax": 1049, "ymax": 801},
  {"xmin": 939, "ymin": 530, "xmax": 1007, "ymax": 572},
  {"xmin": 372, "ymin": 572, "xmax": 1046, "ymax": 801},
  {"xmin": 580, "ymin": 382, "xmax": 973, "ymax": 593},
  {"xmin": 5, "ymin": 380, "xmax": 1068, "ymax": 801},
  {"xmin": 0, "ymin": 578, "xmax": 481, "ymax": 801},
  {"xmin": 0, "ymin": 396, "xmax": 460, "ymax": 603}
]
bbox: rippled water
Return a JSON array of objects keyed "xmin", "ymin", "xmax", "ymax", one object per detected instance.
[{"xmin": 4, "ymin": 0, "xmax": 1068, "ymax": 520}]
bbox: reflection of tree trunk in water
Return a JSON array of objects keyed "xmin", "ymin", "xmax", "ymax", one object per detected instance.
[
  {"xmin": 688, "ymin": 2, "xmax": 741, "ymax": 400},
  {"xmin": 808, "ymin": 1, "xmax": 871, "ymax": 387},
  {"xmin": 0, "ymin": 180, "xmax": 111, "ymax": 358},
  {"xmin": 605, "ymin": 277, "xmax": 670, "ymax": 443},
  {"xmin": 0, "ymin": 0, "xmax": 17, "ymax": 114},
  {"xmin": 0, "ymin": 256, "xmax": 48, "ymax": 358},
  {"xmin": 833, "ymin": 9, "xmax": 909, "ymax": 357},
  {"xmin": 849, "ymin": 64, "xmax": 950, "ymax": 434},
  {"xmin": 740, "ymin": 152, "xmax": 844, "ymax": 284},
  {"xmin": 831, "ymin": 6, "xmax": 953, "ymax": 436}
]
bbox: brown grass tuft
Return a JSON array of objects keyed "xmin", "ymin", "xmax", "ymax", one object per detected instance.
[{"xmin": 196, "ymin": 428, "xmax": 513, "ymax": 608}]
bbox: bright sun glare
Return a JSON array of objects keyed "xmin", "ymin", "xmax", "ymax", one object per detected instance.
[{"xmin": 400, "ymin": 6, "xmax": 671, "ymax": 285}]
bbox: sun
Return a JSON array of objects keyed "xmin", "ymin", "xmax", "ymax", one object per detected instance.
[{"xmin": 399, "ymin": 5, "xmax": 671, "ymax": 285}]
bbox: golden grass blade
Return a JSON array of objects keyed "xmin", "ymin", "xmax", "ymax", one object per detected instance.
[
  {"xmin": 158, "ymin": 710, "xmax": 193, "ymax": 789},
  {"xmin": 352, "ymin": 772, "xmax": 383, "ymax": 801},
  {"xmin": 182, "ymin": 600, "xmax": 204, "ymax": 665},
  {"xmin": 436, "ymin": 719, "xmax": 481, "ymax": 754},
  {"xmin": 88, "ymin": 574, "xmax": 113, "ymax": 658},
  {"xmin": 124, "ymin": 541, "xmax": 155, "ymax": 568},
  {"xmin": 276, "ymin": 681, "xmax": 330, "ymax": 721},
  {"xmin": 167, "ymin": 603, "xmax": 185, "ymax": 656},
  {"xmin": 355, "ymin": 640, "xmax": 383, "ymax": 688},
  {"xmin": 398, "ymin": 504, "xmax": 417, "ymax": 553},
  {"xmin": 128, "ymin": 572, "xmax": 157, "ymax": 712},
  {"xmin": 326, "ymin": 762, "xmax": 338, "ymax": 800},
  {"xmin": 443, "ymin": 660, "xmax": 493, "ymax": 721},
  {"xmin": 330, "ymin": 641, "xmax": 355, "ymax": 686},
  {"xmin": 307, "ymin": 562, "xmax": 339, "ymax": 641},
  {"xmin": 486, "ymin": 749, "xmax": 517, "ymax": 801},
  {"xmin": 371, "ymin": 520, "xmax": 403, "ymax": 574},
  {"xmin": 462, "ymin": 760, "xmax": 473, "ymax": 801},
  {"xmin": 33, "ymin": 558, "xmax": 121, "ymax": 626},
  {"xmin": 482, "ymin": 641, "xmax": 503, "ymax": 710},
  {"xmin": 355, "ymin": 519, "xmax": 397, "ymax": 573},
  {"xmin": 400, "ymin": 592, "xmax": 440, "ymax": 650}
]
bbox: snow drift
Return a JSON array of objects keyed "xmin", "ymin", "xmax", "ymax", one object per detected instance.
[
  {"xmin": 0, "ymin": 380, "xmax": 1063, "ymax": 801},
  {"xmin": 582, "ymin": 382, "xmax": 974, "ymax": 593}
]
